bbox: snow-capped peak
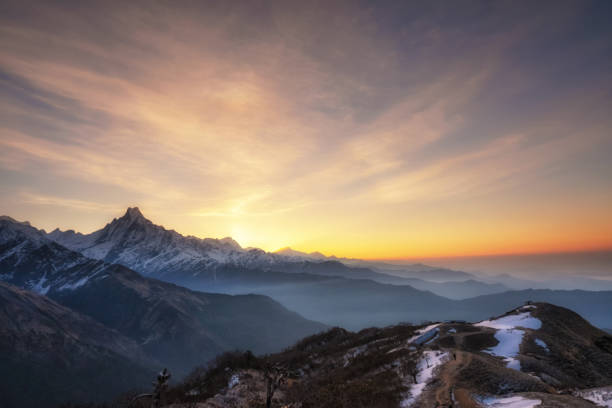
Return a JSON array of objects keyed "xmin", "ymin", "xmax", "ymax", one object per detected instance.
[
  {"xmin": 113, "ymin": 207, "xmax": 150, "ymax": 230},
  {"xmin": 0, "ymin": 216, "xmax": 31, "ymax": 227},
  {"xmin": 0, "ymin": 215, "xmax": 109, "ymax": 294},
  {"xmin": 45, "ymin": 208, "xmax": 332, "ymax": 278},
  {"xmin": 0, "ymin": 215, "xmax": 46, "ymax": 246},
  {"xmin": 45, "ymin": 207, "xmax": 261, "ymax": 275}
]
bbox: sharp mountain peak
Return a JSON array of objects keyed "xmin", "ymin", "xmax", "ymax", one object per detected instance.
[
  {"xmin": 124, "ymin": 206, "xmax": 144, "ymax": 219},
  {"xmin": 114, "ymin": 206, "xmax": 149, "ymax": 226}
]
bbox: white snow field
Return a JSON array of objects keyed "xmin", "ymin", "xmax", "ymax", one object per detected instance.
[
  {"xmin": 479, "ymin": 395, "xmax": 542, "ymax": 407},
  {"xmin": 343, "ymin": 344, "xmax": 367, "ymax": 367},
  {"xmin": 475, "ymin": 311, "xmax": 542, "ymax": 370},
  {"xmin": 575, "ymin": 386, "xmax": 612, "ymax": 407},
  {"xmin": 476, "ymin": 312, "xmax": 542, "ymax": 331},
  {"xmin": 408, "ymin": 323, "xmax": 440, "ymax": 345},
  {"xmin": 534, "ymin": 338, "xmax": 549, "ymax": 352},
  {"xmin": 401, "ymin": 350, "xmax": 450, "ymax": 407}
]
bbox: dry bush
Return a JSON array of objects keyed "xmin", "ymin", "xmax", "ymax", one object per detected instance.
[{"xmin": 164, "ymin": 350, "xmax": 261, "ymax": 404}]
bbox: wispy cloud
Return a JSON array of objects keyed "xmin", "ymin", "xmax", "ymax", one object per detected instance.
[
  {"xmin": 19, "ymin": 192, "xmax": 123, "ymax": 214},
  {"xmin": 1, "ymin": 0, "xmax": 611, "ymax": 256}
]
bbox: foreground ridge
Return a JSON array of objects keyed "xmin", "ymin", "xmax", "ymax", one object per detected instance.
[{"xmin": 159, "ymin": 302, "xmax": 612, "ymax": 408}]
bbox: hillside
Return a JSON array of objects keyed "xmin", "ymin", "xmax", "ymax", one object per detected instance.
[
  {"xmin": 0, "ymin": 282, "xmax": 156, "ymax": 407},
  {"xmin": 159, "ymin": 303, "xmax": 612, "ymax": 408},
  {"xmin": 459, "ymin": 289, "xmax": 612, "ymax": 330}
]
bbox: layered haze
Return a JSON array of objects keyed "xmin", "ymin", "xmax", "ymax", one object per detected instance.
[{"xmin": 396, "ymin": 251, "xmax": 612, "ymax": 280}]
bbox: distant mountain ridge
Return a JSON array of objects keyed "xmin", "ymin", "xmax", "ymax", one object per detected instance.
[
  {"xmin": 47, "ymin": 207, "xmax": 248, "ymax": 274},
  {"xmin": 275, "ymin": 246, "xmax": 327, "ymax": 260},
  {"xmin": 45, "ymin": 208, "xmax": 507, "ymax": 299},
  {"xmin": 38, "ymin": 208, "xmax": 612, "ymax": 330}
]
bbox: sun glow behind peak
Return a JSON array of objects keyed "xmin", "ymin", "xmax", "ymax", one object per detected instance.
[{"xmin": 0, "ymin": 1, "xmax": 611, "ymax": 260}]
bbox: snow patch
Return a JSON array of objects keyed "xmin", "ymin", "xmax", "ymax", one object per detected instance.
[
  {"xmin": 0, "ymin": 272, "xmax": 13, "ymax": 280},
  {"xmin": 228, "ymin": 374, "xmax": 240, "ymax": 389},
  {"xmin": 476, "ymin": 312, "xmax": 541, "ymax": 331},
  {"xmin": 475, "ymin": 312, "xmax": 542, "ymax": 371},
  {"xmin": 447, "ymin": 328, "xmax": 457, "ymax": 333},
  {"xmin": 478, "ymin": 395, "xmax": 542, "ymax": 407},
  {"xmin": 343, "ymin": 345, "xmax": 367, "ymax": 367},
  {"xmin": 574, "ymin": 387, "xmax": 612, "ymax": 407},
  {"xmin": 408, "ymin": 324, "xmax": 440, "ymax": 345},
  {"xmin": 485, "ymin": 329, "xmax": 525, "ymax": 370},
  {"xmin": 424, "ymin": 333, "xmax": 439, "ymax": 345},
  {"xmin": 58, "ymin": 276, "xmax": 90, "ymax": 291},
  {"xmin": 400, "ymin": 350, "xmax": 449, "ymax": 407},
  {"xmin": 534, "ymin": 338, "xmax": 549, "ymax": 352},
  {"xmin": 30, "ymin": 274, "xmax": 50, "ymax": 295}
]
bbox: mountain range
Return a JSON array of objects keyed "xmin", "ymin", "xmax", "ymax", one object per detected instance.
[
  {"xmin": 0, "ymin": 215, "xmax": 326, "ymax": 406},
  {"xmin": 47, "ymin": 208, "xmax": 502, "ymax": 298},
  {"xmin": 44, "ymin": 208, "xmax": 612, "ymax": 330}
]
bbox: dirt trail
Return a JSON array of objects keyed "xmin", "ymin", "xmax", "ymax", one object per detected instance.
[{"xmin": 432, "ymin": 350, "xmax": 480, "ymax": 408}]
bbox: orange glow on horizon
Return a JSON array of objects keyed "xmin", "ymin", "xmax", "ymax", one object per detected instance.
[
  {"xmin": 1, "ymin": 1, "xmax": 611, "ymax": 260},
  {"xmin": 278, "ymin": 242, "xmax": 612, "ymax": 262}
]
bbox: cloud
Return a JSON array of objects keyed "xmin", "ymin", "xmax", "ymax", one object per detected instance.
[
  {"xmin": 0, "ymin": 0, "xmax": 611, "ymax": 255},
  {"xmin": 19, "ymin": 192, "xmax": 123, "ymax": 214}
]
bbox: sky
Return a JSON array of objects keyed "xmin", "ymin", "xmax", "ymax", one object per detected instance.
[{"xmin": 1, "ymin": 0, "xmax": 611, "ymax": 259}]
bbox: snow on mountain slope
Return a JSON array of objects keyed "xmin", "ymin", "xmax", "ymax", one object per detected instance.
[
  {"xmin": 162, "ymin": 302, "xmax": 612, "ymax": 408},
  {"xmin": 0, "ymin": 217, "xmax": 111, "ymax": 294},
  {"xmin": 574, "ymin": 386, "xmax": 612, "ymax": 407},
  {"xmin": 0, "ymin": 216, "xmax": 43, "ymax": 245},
  {"xmin": 478, "ymin": 395, "xmax": 542, "ymax": 407},
  {"xmin": 476, "ymin": 306, "xmax": 542, "ymax": 370},
  {"xmin": 1, "ymin": 215, "xmax": 328, "ymax": 376},
  {"xmin": 401, "ymin": 350, "xmax": 450, "ymax": 407},
  {"xmin": 47, "ymin": 207, "xmax": 302, "ymax": 278},
  {"xmin": 45, "ymin": 208, "xmax": 509, "ymax": 302},
  {"xmin": 45, "ymin": 209, "xmax": 421, "ymax": 289}
]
